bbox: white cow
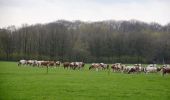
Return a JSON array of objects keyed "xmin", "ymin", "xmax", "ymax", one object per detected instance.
[
  {"xmin": 145, "ymin": 66, "xmax": 158, "ymax": 73},
  {"xmin": 27, "ymin": 60, "xmax": 37, "ymax": 66},
  {"xmin": 56, "ymin": 61, "xmax": 61, "ymax": 67},
  {"xmin": 134, "ymin": 64, "xmax": 145, "ymax": 72},
  {"xmin": 123, "ymin": 66, "xmax": 135, "ymax": 73},
  {"xmin": 74, "ymin": 62, "xmax": 84, "ymax": 69},
  {"xmin": 18, "ymin": 60, "xmax": 27, "ymax": 66},
  {"xmin": 35, "ymin": 60, "xmax": 44, "ymax": 67}
]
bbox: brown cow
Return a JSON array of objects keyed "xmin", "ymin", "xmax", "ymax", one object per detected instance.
[
  {"xmin": 41, "ymin": 61, "xmax": 49, "ymax": 67},
  {"xmin": 63, "ymin": 62, "xmax": 70, "ymax": 69},
  {"xmin": 48, "ymin": 61, "xmax": 56, "ymax": 67},
  {"xmin": 162, "ymin": 67, "xmax": 170, "ymax": 76}
]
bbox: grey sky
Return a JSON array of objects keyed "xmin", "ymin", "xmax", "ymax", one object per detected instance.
[{"xmin": 0, "ymin": 0, "xmax": 170, "ymax": 28}]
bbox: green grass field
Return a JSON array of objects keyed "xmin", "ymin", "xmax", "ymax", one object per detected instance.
[{"xmin": 0, "ymin": 61, "xmax": 170, "ymax": 100}]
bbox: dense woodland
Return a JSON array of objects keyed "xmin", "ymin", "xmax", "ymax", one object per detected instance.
[{"xmin": 0, "ymin": 20, "xmax": 170, "ymax": 63}]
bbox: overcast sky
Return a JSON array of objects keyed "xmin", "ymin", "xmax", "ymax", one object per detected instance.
[{"xmin": 0, "ymin": 0, "xmax": 170, "ymax": 28}]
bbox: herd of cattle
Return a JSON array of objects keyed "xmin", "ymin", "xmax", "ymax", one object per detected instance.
[{"xmin": 18, "ymin": 60, "xmax": 170, "ymax": 76}]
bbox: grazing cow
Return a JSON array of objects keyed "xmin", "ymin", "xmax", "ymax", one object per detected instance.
[
  {"xmin": 48, "ymin": 61, "xmax": 56, "ymax": 67},
  {"xmin": 111, "ymin": 64, "xmax": 117, "ymax": 72},
  {"xmin": 69, "ymin": 62, "xmax": 75, "ymax": 69},
  {"xmin": 162, "ymin": 66, "xmax": 170, "ymax": 76},
  {"xmin": 133, "ymin": 64, "xmax": 145, "ymax": 73},
  {"xmin": 32, "ymin": 60, "xmax": 38, "ymax": 66},
  {"xmin": 127, "ymin": 67, "xmax": 137, "ymax": 74},
  {"xmin": 111, "ymin": 63, "xmax": 124, "ymax": 72},
  {"xmin": 35, "ymin": 61, "xmax": 44, "ymax": 67},
  {"xmin": 26, "ymin": 60, "xmax": 37, "ymax": 66},
  {"xmin": 63, "ymin": 62, "xmax": 70, "ymax": 69},
  {"xmin": 133, "ymin": 64, "xmax": 140, "ymax": 72},
  {"xmin": 73, "ymin": 62, "xmax": 85, "ymax": 70},
  {"xmin": 18, "ymin": 60, "xmax": 27, "ymax": 66},
  {"xmin": 26, "ymin": 60, "xmax": 33, "ymax": 66},
  {"xmin": 139, "ymin": 67, "xmax": 145, "ymax": 72},
  {"xmin": 89, "ymin": 63, "xmax": 102, "ymax": 71},
  {"xmin": 41, "ymin": 61, "xmax": 49, "ymax": 67},
  {"xmin": 127, "ymin": 66, "xmax": 143, "ymax": 74},
  {"xmin": 89, "ymin": 63, "xmax": 96, "ymax": 70},
  {"xmin": 100, "ymin": 63, "xmax": 109, "ymax": 70},
  {"xmin": 123, "ymin": 66, "xmax": 136, "ymax": 74},
  {"xmin": 144, "ymin": 66, "xmax": 158, "ymax": 73},
  {"xmin": 56, "ymin": 61, "xmax": 61, "ymax": 67},
  {"xmin": 123, "ymin": 64, "xmax": 144, "ymax": 74}
]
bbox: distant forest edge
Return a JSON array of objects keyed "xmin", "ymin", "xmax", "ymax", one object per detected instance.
[{"xmin": 0, "ymin": 20, "xmax": 170, "ymax": 63}]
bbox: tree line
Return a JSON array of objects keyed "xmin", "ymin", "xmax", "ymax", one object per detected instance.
[{"xmin": 0, "ymin": 20, "xmax": 170, "ymax": 63}]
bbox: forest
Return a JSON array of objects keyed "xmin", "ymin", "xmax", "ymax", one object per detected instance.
[{"xmin": 0, "ymin": 20, "xmax": 170, "ymax": 63}]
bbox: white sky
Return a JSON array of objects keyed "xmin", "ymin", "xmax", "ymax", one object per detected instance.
[{"xmin": 0, "ymin": 0, "xmax": 170, "ymax": 28}]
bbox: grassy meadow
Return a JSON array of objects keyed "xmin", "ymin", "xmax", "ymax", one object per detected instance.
[{"xmin": 0, "ymin": 61, "xmax": 170, "ymax": 100}]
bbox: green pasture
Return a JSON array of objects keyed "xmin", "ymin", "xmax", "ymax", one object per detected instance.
[{"xmin": 0, "ymin": 62, "xmax": 170, "ymax": 100}]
